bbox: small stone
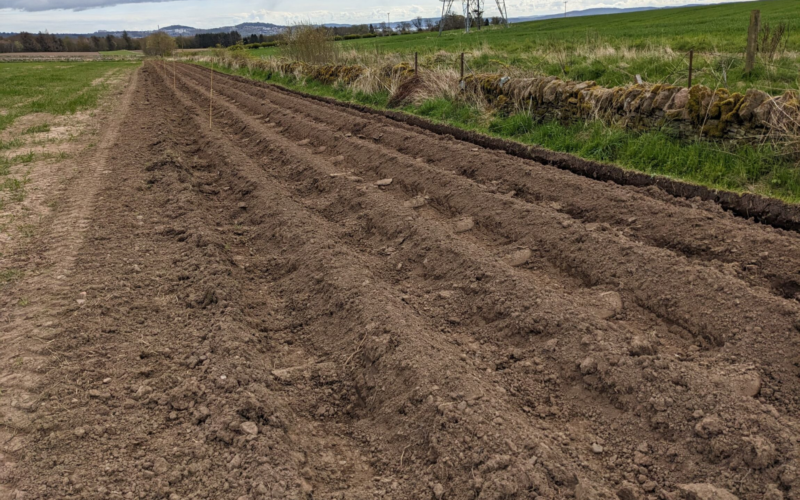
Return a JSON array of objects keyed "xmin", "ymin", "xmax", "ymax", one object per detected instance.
[
  {"xmin": 237, "ymin": 202, "xmax": 247, "ymax": 210},
  {"xmin": 591, "ymin": 443, "xmax": 604, "ymax": 454},
  {"xmin": 454, "ymin": 217, "xmax": 475, "ymax": 233},
  {"xmin": 73, "ymin": 427, "xmax": 86, "ymax": 438},
  {"xmin": 433, "ymin": 483, "xmax": 445, "ymax": 499},
  {"xmin": 597, "ymin": 291, "xmax": 623, "ymax": 319},
  {"xmin": 504, "ymin": 248, "xmax": 532, "ymax": 267},
  {"xmin": 240, "ymin": 421, "xmax": 258, "ymax": 435},
  {"xmin": 88, "ymin": 389, "xmax": 110, "ymax": 399},
  {"xmin": 437, "ymin": 290, "xmax": 453, "ymax": 299},
  {"xmin": 731, "ymin": 371, "xmax": 761, "ymax": 397},
  {"xmin": 375, "ymin": 178, "xmax": 393, "ymax": 186},
  {"xmin": 403, "ymin": 196, "xmax": 426, "ymax": 209},
  {"xmin": 297, "ymin": 139, "xmax": 310, "ymax": 146},
  {"xmin": 642, "ymin": 482, "xmax": 657, "ymax": 493},
  {"xmin": 102, "ymin": 378, "xmax": 111, "ymax": 384}
]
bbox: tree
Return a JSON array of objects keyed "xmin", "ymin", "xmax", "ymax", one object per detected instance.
[
  {"xmin": 121, "ymin": 30, "xmax": 131, "ymax": 50},
  {"xmin": 399, "ymin": 22, "xmax": 412, "ymax": 34},
  {"xmin": 368, "ymin": 24, "xmax": 375, "ymax": 34},
  {"xmin": 411, "ymin": 17, "xmax": 424, "ymax": 31},
  {"xmin": 105, "ymin": 34, "xmax": 117, "ymax": 51},
  {"xmin": 142, "ymin": 31, "xmax": 176, "ymax": 56},
  {"xmin": 35, "ymin": 32, "xmax": 63, "ymax": 52},
  {"xmin": 19, "ymin": 32, "xmax": 40, "ymax": 52}
]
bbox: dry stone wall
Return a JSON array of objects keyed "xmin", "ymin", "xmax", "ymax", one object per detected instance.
[
  {"xmin": 465, "ymin": 74, "xmax": 800, "ymax": 141},
  {"xmin": 225, "ymin": 51, "xmax": 799, "ymax": 142}
]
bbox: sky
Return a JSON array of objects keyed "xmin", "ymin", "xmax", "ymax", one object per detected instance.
[{"xmin": 0, "ymin": 0, "xmax": 741, "ymax": 33}]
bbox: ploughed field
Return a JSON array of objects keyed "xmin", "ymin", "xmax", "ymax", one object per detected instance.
[{"xmin": 3, "ymin": 61, "xmax": 800, "ymax": 500}]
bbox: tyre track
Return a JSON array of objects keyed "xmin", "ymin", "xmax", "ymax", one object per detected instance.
[{"xmin": 0, "ymin": 68, "xmax": 138, "ymax": 499}]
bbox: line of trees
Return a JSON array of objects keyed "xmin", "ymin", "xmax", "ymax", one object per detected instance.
[
  {"xmin": 0, "ymin": 31, "xmax": 139, "ymax": 53},
  {"xmin": 0, "ymin": 29, "xmax": 247, "ymax": 53},
  {"xmin": 0, "ymin": 16, "xmax": 507, "ymax": 54}
]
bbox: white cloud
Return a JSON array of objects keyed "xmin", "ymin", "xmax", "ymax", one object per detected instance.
[{"xmin": 0, "ymin": 0, "xmax": 184, "ymax": 12}]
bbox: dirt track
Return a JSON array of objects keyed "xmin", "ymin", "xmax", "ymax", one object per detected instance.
[{"xmin": 2, "ymin": 62, "xmax": 800, "ymax": 499}]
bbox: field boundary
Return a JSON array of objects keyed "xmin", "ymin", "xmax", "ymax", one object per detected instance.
[{"xmin": 209, "ymin": 66, "xmax": 800, "ymax": 232}]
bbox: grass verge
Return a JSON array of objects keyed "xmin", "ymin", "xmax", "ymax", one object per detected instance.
[{"xmin": 196, "ymin": 60, "xmax": 800, "ymax": 203}]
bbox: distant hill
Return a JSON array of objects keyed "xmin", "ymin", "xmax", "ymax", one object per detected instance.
[
  {"xmin": 508, "ymin": 7, "xmax": 658, "ymax": 23},
  {"xmin": 91, "ymin": 22, "xmax": 284, "ymax": 39}
]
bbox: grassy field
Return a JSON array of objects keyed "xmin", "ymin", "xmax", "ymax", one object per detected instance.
[
  {"xmin": 0, "ymin": 60, "xmax": 139, "ymax": 211},
  {"xmin": 199, "ymin": 57, "xmax": 800, "ymax": 203},
  {"xmin": 0, "ymin": 61, "xmax": 139, "ymax": 131},
  {"xmin": 252, "ymin": 0, "xmax": 800, "ymax": 93}
]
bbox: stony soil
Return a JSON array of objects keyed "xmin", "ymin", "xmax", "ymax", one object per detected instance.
[{"xmin": 2, "ymin": 61, "xmax": 800, "ymax": 500}]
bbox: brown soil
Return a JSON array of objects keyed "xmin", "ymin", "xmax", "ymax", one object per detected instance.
[{"xmin": 2, "ymin": 62, "xmax": 800, "ymax": 500}]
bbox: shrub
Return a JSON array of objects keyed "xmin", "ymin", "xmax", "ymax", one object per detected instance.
[
  {"xmin": 142, "ymin": 32, "xmax": 176, "ymax": 57},
  {"xmin": 279, "ymin": 23, "xmax": 338, "ymax": 64}
]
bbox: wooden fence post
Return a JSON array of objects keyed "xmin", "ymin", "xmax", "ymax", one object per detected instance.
[
  {"xmin": 414, "ymin": 52, "xmax": 418, "ymax": 75},
  {"xmin": 745, "ymin": 9, "xmax": 760, "ymax": 74},
  {"xmin": 460, "ymin": 52, "xmax": 465, "ymax": 81},
  {"xmin": 688, "ymin": 50, "xmax": 694, "ymax": 88},
  {"xmin": 209, "ymin": 66, "xmax": 213, "ymax": 129}
]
